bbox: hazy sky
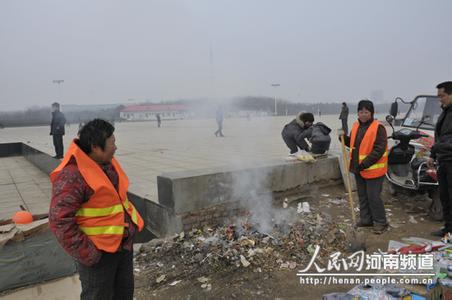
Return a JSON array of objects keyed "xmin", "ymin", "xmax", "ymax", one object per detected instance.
[{"xmin": 1, "ymin": 0, "xmax": 451, "ymax": 111}]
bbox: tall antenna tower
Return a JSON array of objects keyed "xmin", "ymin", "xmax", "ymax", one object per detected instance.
[{"xmin": 209, "ymin": 41, "xmax": 215, "ymax": 99}]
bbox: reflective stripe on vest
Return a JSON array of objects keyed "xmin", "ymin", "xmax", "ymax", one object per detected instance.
[
  {"xmin": 76, "ymin": 204, "xmax": 124, "ymax": 217},
  {"xmin": 130, "ymin": 204, "xmax": 139, "ymax": 225},
  {"xmin": 80, "ymin": 225, "xmax": 124, "ymax": 236},
  {"xmin": 364, "ymin": 162, "xmax": 386, "ymax": 171},
  {"xmin": 122, "ymin": 198, "xmax": 139, "ymax": 225},
  {"xmin": 359, "ymin": 151, "xmax": 388, "ymax": 161}
]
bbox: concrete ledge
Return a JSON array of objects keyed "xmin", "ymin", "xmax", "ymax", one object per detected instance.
[
  {"xmin": 0, "ymin": 143, "xmax": 22, "ymax": 157},
  {"xmin": 22, "ymin": 143, "xmax": 60, "ymax": 175},
  {"xmin": 0, "ymin": 142, "xmax": 61, "ymax": 175},
  {"xmin": 127, "ymin": 193, "xmax": 169, "ymax": 240},
  {"xmin": 153, "ymin": 156, "xmax": 343, "ymax": 236},
  {"xmin": 157, "ymin": 156, "xmax": 342, "ymax": 216}
]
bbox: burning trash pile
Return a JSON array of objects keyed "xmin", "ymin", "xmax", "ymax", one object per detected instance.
[{"xmin": 134, "ymin": 210, "xmax": 348, "ymax": 289}]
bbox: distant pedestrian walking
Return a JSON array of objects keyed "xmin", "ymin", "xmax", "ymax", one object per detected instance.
[
  {"xmin": 214, "ymin": 106, "xmax": 224, "ymax": 137},
  {"xmin": 78, "ymin": 119, "xmax": 85, "ymax": 133},
  {"xmin": 339, "ymin": 102, "xmax": 349, "ymax": 135},
  {"xmin": 50, "ymin": 102, "xmax": 66, "ymax": 159},
  {"xmin": 156, "ymin": 114, "xmax": 161, "ymax": 128}
]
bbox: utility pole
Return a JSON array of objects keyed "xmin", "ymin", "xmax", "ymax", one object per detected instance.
[
  {"xmin": 271, "ymin": 83, "xmax": 280, "ymax": 116},
  {"xmin": 52, "ymin": 79, "xmax": 64, "ymax": 102}
]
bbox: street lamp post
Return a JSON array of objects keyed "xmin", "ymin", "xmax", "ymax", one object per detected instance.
[
  {"xmin": 52, "ymin": 80, "xmax": 64, "ymax": 102},
  {"xmin": 271, "ymin": 83, "xmax": 280, "ymax": 116}
]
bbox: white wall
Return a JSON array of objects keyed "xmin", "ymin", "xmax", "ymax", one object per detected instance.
[{"xmin": 120, "ymin": 111, "xmax": 188, "ymax": 121}]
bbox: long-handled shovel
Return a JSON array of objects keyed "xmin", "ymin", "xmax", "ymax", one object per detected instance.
[{"xmin": 340, "ymin": 133, "xmax": 366, "ymax": 251}]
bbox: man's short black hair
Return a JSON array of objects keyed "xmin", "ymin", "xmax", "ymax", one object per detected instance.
[
  {"xmin": 52, "ymin": 102, "xmax": 60, "ymax": 109},
  {"xmin": 78, "ymin": 119, "xmax": 114, "ymax": 154},
  {"xmin": 342, "ymin": 102, "xmax": 346, "ymax": 106},
  {"xmin": 437, "ymin": 81, "xmax": 452, "ymax": 95},
  {"xmin": 301, "ymin": 112, "xmax": 314, "ymax": 123}
]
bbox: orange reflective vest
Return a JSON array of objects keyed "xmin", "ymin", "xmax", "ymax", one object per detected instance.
[
  {"xmin": 50, "ymin": 140, "xmax": 144, "ymax": 253},
  {"xmin": 349, "ymin": 120, "xmax": 388, "ymax": 179}
]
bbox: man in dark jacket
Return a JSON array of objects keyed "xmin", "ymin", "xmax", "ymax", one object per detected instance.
[
  {"xmin": 428, "ymin": 81, "xmax": 452, "ymax": 237},
  {"xmin": 339, "ymin": 102, "xmax": 349, "ymax": 135},
  {"xmin": 50, "ymin": 102, "xmax": 66, "ymax": 159},
  {"xmin": 156, "ymin": 113, "xmax": 161, "ymax": 128},
  {"xmin": 281, "ymin": 112, "xmax": 310, "ymax": 155},
  {"xmin": 297, "ymin": 112, "xmax": 331, "ymax": 154}
]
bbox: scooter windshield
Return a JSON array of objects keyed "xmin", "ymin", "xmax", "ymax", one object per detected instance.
[{"xmin": 402, "ymin": 96, "xmax": 441, "ymax": 130}]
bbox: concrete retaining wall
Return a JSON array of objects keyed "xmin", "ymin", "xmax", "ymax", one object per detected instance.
[
  {"xmin": 153, "ymin": 156, "xmax": 342, "ymax": 236},
  {"xmin": 0, "ymin": 143, "xmax": 22, "ymax": 157},
  {"xmin": 22, "ymin": 143, "xmax": 60, "ymax": 175}
]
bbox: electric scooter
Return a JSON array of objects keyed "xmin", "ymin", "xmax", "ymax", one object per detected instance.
[{"xmin": 385, "ymin": 96, "xmax": 442, "ymax": 220}]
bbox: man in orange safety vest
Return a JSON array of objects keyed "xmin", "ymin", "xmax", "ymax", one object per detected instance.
[{"xmin": 49, "ymin": 119, "xmax": 144, "ymax": 300}]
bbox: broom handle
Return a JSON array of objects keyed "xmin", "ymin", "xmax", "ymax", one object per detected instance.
[{"xmin": 340, "ymin": 134, "xmax": 356, "ymax": 224}]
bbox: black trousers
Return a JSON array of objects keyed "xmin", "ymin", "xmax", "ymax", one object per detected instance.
[
  {"xmin": 76, "ymin": 250, "xmax": 134, "ymax": 300},
  {"xmin": 439, "ymin": 161, "xmax": 452, "ymax": 231},
  {"xmin": 215, "ymin": 122, "xmax": 224, "ymax": 136},
  {"xmin": 354, "ymin": 173, "xmax": 387, "ymax": 225},
  {"xmin": 341, "ymin": 118, "xmax": 348, "ymax": 135},
  {"xmin": 281, "ymin": 125, "xmax": 309, "ymax": 154},
  {"xmin": 52, "ymin": 134, "xmax": 64, "ymax": 157},
  {"xmin": 282, "ymin": 132, "xmax": 298, "ymax": 154}
]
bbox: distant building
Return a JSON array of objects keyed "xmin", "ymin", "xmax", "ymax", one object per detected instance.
[
  {"xmin": 235, "ymin": 110, "xmax": 270, "ymax": 118},
  {"xmin": 120, "ymin": 104, "xmax": 190, "ymax": 121},
  {"xmin": 63, "ymin": 104, "xmax": 120, "ymax": 112}
]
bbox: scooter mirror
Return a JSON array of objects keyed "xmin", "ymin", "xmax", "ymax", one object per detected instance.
[
  {"xmin": 390, "ymin": 102, "xmax": 398, "ymax": 117},
  {"xmin": 386, "ymin": 115, "xmax": 394, "ymax": 124}
]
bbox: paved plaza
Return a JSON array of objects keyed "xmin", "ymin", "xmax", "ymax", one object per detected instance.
[
  {"xmin": 0, "ymin": 114, "xmax": 385, "ymax": 203},
  {"xmin": 0, "ymin": 156, "xmax": 51, "ymax": 220}
]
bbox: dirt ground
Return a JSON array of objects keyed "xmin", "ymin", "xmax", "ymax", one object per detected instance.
[{"xmin": 134, "ymin": 181, "xmax": 442, "ymax": 299}]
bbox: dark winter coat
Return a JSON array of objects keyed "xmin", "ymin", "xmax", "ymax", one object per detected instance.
[
  {"xmin": 298, "ymin": 122, "xmax": 332, "ymax": 154},
  {"xmin": 50, "ymin": 111, "xmax": 66, "ymax": 135},
  {"xmin": 281, "ymin": 112, "xmax": 310, "ymax": 151},
  {"xmin": 431, "ymin": 104, "xmax": 452, "ymax": 162},
  {"xmin": 339, "ymin": 105, "xmax": 349, "ymax": 120}
]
